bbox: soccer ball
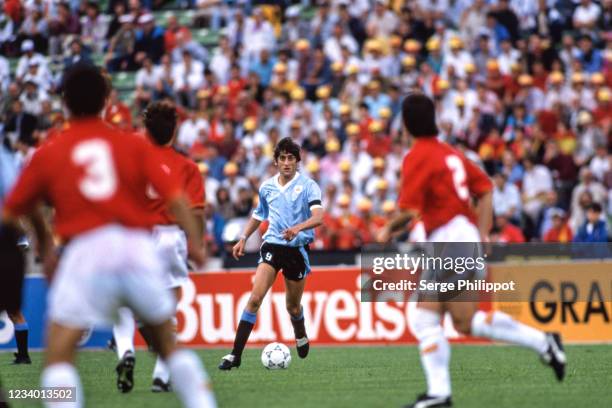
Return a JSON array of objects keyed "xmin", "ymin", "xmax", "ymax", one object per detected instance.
[{"xmin": 261, "ymin": 342, "xmax": 292, "ymax": 370}]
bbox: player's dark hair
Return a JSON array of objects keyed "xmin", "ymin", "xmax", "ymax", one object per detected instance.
[
  {"xmin": 401, "ymin": 93, "xmax": 438, "ymax": 137},
  {"xmin": 62, "ymin": 64, "xmax": 109, "ymax": 117},
  {"xmin": 274, "ymin": 137, "xmax": 301, "ymax": 162},
  {"xmin": 143, "ymin": 101, "xmax": 178, "ymax": 146}
]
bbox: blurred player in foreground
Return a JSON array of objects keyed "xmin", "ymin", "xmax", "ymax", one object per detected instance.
[
  {"xmin": 112, "ymin": 100, "xmax": 206, "ymax": 393},
  {"xmin": 219, "ymin": 137, "xmax": 323, "ymax": 370},
  {"xmin": 378, "ymin": 93, "xmax": 566, "ymax": 408},
  {"xmin": 2, "ymin": 64, "xmax": 216, "ymax": 408}
]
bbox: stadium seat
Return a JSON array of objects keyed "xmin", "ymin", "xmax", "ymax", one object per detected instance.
[
  {"xmin": 8, "ymin": 58, "xmax": 19, "ymax": 74},
  {"xmin": 153, "ymin": 9, "xmax": 195, "ymax": 27},
  {"xmin": 112, "ymin": 72, "xmax": 136, "ymax": 91}
]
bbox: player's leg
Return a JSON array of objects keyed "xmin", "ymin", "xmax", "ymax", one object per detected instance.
[
  {"xmin": 405, "ymin": 300, "xmax": 452, "ymax": 408},
  {"xmin": 219, "ymin": 262, "xmax": 278, "ymax": 370},
  {"xmin": 144, "ymin": 319, "xmax": 216, "ymax": 408},
  {"xmin": 112, "ymin": 306, "xmax": 137, "ymax": 394},
  {"xmin": 41, "ymin": 322, "xmax": 85, "ymax": 408},
  {"xmin": 284, "ymin": 277, "xmax": 309, "ymax": 358},
  {"xmin": 151, "ymin": 286, "xmax": 182, "ymax": 392},
  {"xmin": 447, "ymin": 301, "xmax": 566, "ymax": 381},
  {"xmin": 8, "ymin": 310, "xmax": 31, "ymax": 364}
]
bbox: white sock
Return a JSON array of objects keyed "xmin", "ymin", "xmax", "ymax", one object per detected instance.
[
  {"xmin": 153, "ymin": 356, "xmax": 170, "ymax": 382},
  {"xmin": 113, "ymin": 307, "xmax": 135, "ymax": 359},
  {"xmin": 471, "ymin": 310, "xmax": 548, "ymax": 354},
  {"xmin": 41, "ymin": 363, "xmax": 83, "ymax": 408},
  {"xmin": 166, "ymin": 350, "xmax": 217, "ymax": 408},
  {"xmin": 408, "ymin": 306, "xmax": 451, "ymax": 398}
]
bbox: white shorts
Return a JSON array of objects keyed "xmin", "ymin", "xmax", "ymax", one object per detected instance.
[
  {"xmin": 48, "ymin": 225, "xmax": 175, "ymax": 329},
  {"xmin": 152, "ymin": 225, "xmax": 189, "ymax": 288},
  {"xmin": 428, "ymin": 215, "xmax": 481, "ymax": 243}
]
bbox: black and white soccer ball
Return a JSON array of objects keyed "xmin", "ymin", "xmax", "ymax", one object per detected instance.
[{"xmin": 261, "ymin": 342, "xmax": 292, "ymax": 370}]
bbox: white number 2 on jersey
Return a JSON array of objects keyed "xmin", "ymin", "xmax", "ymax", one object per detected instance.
[
  {"xmin": 445, "ymin": 155, "xmax": 469, "ymax": 201},
  {"xmin": 72, "ymin": 139, "xmax": 118, "ymax": 201}
]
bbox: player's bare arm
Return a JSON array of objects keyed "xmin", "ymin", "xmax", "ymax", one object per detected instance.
[
  {"xmin": 167, "ymin": 195, "xmax": 207, "ymax": 267},
  {"xmin": 233, "ymin": 216, "xmax": 263, "ymax": 260},
  {"xmin": 377, "ymin": 209, "xmax": 419, "ymax": 243},
  {"xmin": 282, "ymin": 207, "xmax": 323, "ymax": 241},
  {"xmin": 474, "ymin": 191, "xmax": 493, "ymax": 241}
]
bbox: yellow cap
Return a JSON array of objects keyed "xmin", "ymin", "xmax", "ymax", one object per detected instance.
[
  {"xmin": 382, "ymin": 200, "xmax": 396, "ymax": 213},
  {"xmin": 591, "ymin": 72, "xmax": 605, "ymax": 85},
  {"xmin": 549, "ymin": 71, "xmax": 564, "ymax": 84},
  {"xmin": 306, "ymin": 159, "xmax": 320, "ymax": 173},
  {"xmin": 218, "ymin": 85, "xmax": 229, "ymax": 95},
  {"xmin": 346, "ymin": 123, "xmax": 360, "ymax": 135},
  {"xmin": 426, "ymin": 37, "xmax": 440, "ymax": 51},
  {"xmin": 331, "ymin": 61, "xmax": 344, "ymax": 72},
  {"xmin": 403, "ymin": 39, "xmax": 421, "ymax": 53},
  {"xmin": 375, "ymin": 179, "xmax": 389, "ymax": 190},
  {"xmin": 316, "ymin": 85, "xmax": 331, "ymax": 99},
  {"xmin": 437, "ymin": 79, "xmax": 450, "ymax": 90},
  {"xmin": 369, "ymin": 120, "xmax": 383, "ymax": 132},
  {"xmin": 243, "ymin": 117, "xmax": 257, "ymax": 131},
  {"xmin": 597, "ymin": 88, "xmax": 610, "ymax": 102},
  {"xmin": 273, "ymin": 63, "xmax": 287, "ymax": 73},
  {"xmin": 485, "ymin": 59, "xmax": 499, "ymax": 72},
  {"xmin": 339, "ymin": 104, "xmax": 351, "ymax": 115},
  {"xmin": 357, "ymin": 198, "xmax": 373, "ymax": 211},
  {"xmin": 325, "ymin": 138, "xmax": 340, "ymax": 152},
  {"xmin": 197, "ymin": 162, "xmax": 209, "ymax": 174},
  {"xmin": 465, "ymin": 62, "xmax": 477, "ymax": 73},
  {"xmin": 339, "ymin": 160, "xmax": 351, "ymax": 172},
  {"xmin": 402, "ymin": 55, "xmax": 416, "ymax": 67},
  {"xmin": 373, "ymin": 157, "xmax": 385, "ymax": 168},
  {"xmin": 295, "ymin": 39, "xmax": 310, "ymax": 50},
  {"xmin": 378, "ymin": 107, "xmax": 392, "ymax": 119},
  {"xmin": 224, "ymin": 161, "xmax": 239, "ymax": 175},
  {"xmin": 571, "ymin": 72, "xmax": 585, "ymax": 83},
  {"xmin": 338, "ymin": 194, "xmax": 351, "ymax": 207},
  {"xmin": 347, "ymin": 64, "xmax": 360, "ymax": 75},
  {"xmin": 454, "ymin": 95, "xmax": 465, "ymax": 106},
  {"xmin": 365, "ymin": 39, "xmax": 382, "ymax": 51},
  {"xmin": 518, "ymin": 74, "xmax": 533, "ymax": 86},
  {"xmin": 449, "ymin": 36, "xmax": 463, "ymax": 49},
  {"xmin": 291, "ymin": 87, "xmax": 305, "ymax": 100}
]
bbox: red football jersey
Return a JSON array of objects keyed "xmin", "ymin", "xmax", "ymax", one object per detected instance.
[
  {"xmin": 398, "ymin": 137, "xmax": 492, "ymax": 235},
  {"xmin": 146, "ymin": 146, "xmax": 205, "ymax": 225},
  {"xmin": 4, "ymin": 117, "xmax": 181, "ymax": 240}
]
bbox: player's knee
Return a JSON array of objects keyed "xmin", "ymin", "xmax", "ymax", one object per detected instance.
[
  {"xmin": 452, "ymin": 316, "xmax": 473, "ymax": 335},
  {"xmin": 286, "ymin": 303, "xmax": 301, "ymax": 317},
  {"xmin": 408, "ymin": 306, "xmax": 442, "ymax": 342}
]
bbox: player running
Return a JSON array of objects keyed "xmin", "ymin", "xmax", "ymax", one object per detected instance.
[
  {"xmin": 219, "ymin": 137, "xmax": 323, "ymax": 370},
  {"xmin": 378, "ymin": 93, "xmax": 566, "ymax": 408},
  {"xmin": 2, "ymin": 64, "xmax": 216, "ymax": 408},
  {"xmin": 112, "ymin": 100, "xmax": 206, "ymax": 393}
]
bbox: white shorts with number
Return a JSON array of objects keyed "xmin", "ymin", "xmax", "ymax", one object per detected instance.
[
  {"xmin": 152, "ymin": 225, "xmax": 189, "ymax": 289},
  {"xmin": 48, "ymin": 225, "xmax": 175, "ymax": 329}
]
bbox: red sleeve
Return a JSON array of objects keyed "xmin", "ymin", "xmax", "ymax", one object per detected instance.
[
  {"xmin": 4, "ymin": 149, "xmax": 47, "ymax": 217},
  {"xmin": 142, "ymin": 143, "xmax": 182, "ymax": 202},
  {"xmin": 464, "ymin": 157, "xmax": 493, "ymax": 197},
  {"xmin": 184, "ymin": 161, "xmax": 205, "ymax": 208},
  {"xmin": 397, "ymin": 151, "xmax": 429, "ymax": 213}
]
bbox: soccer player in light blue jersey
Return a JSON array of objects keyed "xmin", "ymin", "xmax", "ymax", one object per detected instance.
[{"xmin": 219, "ymin": 137, "xmax": 323, "ymax": 370}]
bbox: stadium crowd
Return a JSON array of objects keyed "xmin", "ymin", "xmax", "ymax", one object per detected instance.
[{"xmin": 0, "ymin": 0, "xmax": 611, "ymax": 255}]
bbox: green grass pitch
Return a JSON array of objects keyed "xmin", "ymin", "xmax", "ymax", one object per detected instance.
[{"xmin": 1, "ymin": 345, "xmax": 610, "ymax": 407}]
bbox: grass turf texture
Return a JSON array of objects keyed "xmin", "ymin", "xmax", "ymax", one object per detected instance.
[{"xmin": 1, "ymin": 345, "xmax": 610, "ymax": 408}]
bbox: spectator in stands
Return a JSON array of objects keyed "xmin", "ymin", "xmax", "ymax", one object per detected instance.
[
  {"xmin": 80, "ymin": 1, "xmax": 109, "ymax": 54},
  {"xmin": 18, "ymin": 5, "xmax": 49, "ymax": 54},
  {"xmin": 543, "ymin": 208, "xmax": 573, "ymax": 243},
  {"xmin": 573, "ymin": 0, "xmax": 601, "ymax": 31},
  {"xmin": 172, "ymin": 49, "xmax": 204, "ymax": 108},
  {"xmin": 106, "ymin": 14, "xmax": 136, "ymax": 72},
  {"xmin": 4, "ymin": 100, "xmax": 37, "ymax": 147},
  {"xmin": 493, "ymin": 172, "xmax": 522, "ymax": 223},
  {"xmin": 134, "ymin": 13, "xmax": 165, "ymax": 65},
  {"xmin": 492, "ymin": 213, "xmax": 526, "ymax": 243},
  {"xmin": 573, "ymin": 202, "xmax": 608, "ymax": 242},
  {"xmin": 16, "ymin": 40, "xmax": 47, "ymax": 82}
]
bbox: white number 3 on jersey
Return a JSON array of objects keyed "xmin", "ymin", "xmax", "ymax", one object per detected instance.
[
  {"xmin": 72, "ymin": 139, "xmax": 118, "ymax": 201},
  {"xmin": 445, "ymin": 155, "xmax": 469, "ymax": 201}
]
